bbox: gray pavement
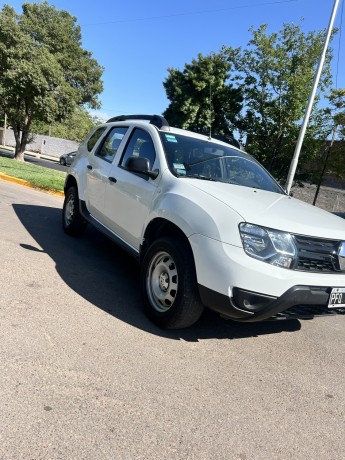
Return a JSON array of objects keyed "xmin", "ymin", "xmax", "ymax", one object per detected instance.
[{"xmin": 0, "ymin": 180, "xmax": 345, "ymax": 460}]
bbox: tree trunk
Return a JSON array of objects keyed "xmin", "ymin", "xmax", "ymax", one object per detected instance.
[
  {"xmin": 12, "ymin": 115, "xmax": 31, "ymax": 161},
  {"xmin": 12, "ymin": 125, "xmax": 24, "ymax": 161},
  {"xmin": 312, "ymin": 127, "xmax": 337, "ymax": 206},
  {"xmin": 14, "ymin": 145, "xmax": 25, "ymax": 162},
  {"xmin": 268, "ymin": 131, "xmax": 284, "ymax": 173}
]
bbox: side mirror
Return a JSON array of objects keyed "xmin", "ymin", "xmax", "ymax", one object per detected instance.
[{"xmin": 125, "ymin": 156, "xmax": 159, "ymax": 179}]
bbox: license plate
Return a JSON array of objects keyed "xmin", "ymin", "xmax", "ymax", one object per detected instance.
[{"xmin": 328, "ymin": 287, "xmax": 345, "ymax": 308}]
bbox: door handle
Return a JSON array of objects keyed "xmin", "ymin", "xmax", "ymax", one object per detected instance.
[
  {"xmin": 87, "ymin": 164, "xmax": 92, "ymax": 170},
  {"xmin": 108, "ymin": 177, "xmax": 117, "ymax": 183}
]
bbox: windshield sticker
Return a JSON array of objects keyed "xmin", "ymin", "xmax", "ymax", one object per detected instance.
[
  {"xmin": 173, "ymin": 163, "xmax": 186, "ymax": 176},
  {"xmin": 165, "ymin": 134, "xmax": 178, "ymax": 143}
]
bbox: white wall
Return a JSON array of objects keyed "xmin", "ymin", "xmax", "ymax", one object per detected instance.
[{"xmin": 0, "ymin": 128, "xmax": 79, "ymax": 159}]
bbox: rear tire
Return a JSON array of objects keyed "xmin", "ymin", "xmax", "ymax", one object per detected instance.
[
  {"xmin": 62, "ymin": 186, "xmax": 87, "ymax": 236},
  {"xmin": 141, "ymin": 236, "xmax": 204, "ymax": 329}
]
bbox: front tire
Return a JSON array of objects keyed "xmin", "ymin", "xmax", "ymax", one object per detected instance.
[
  {"xmin": 141, "ymin": 236, "xmax": 204, "ymax": 329},
  {"xmin": 62, "ymin": 186, "xmax": 87, "ymax": 236}
]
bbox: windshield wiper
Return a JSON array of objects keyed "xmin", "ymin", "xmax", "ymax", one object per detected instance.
[
  {"xmin": 181, "ymin": 173, "xmax": 218, "ymax": 181},
  {"xmin": 184, "ymin": 157, "xmax": 223, "ymax": 170}
]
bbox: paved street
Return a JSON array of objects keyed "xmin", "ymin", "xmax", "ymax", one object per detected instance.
[{"xmin": 0, "ymin": 180, "xmax": 345, "ymax": 460}]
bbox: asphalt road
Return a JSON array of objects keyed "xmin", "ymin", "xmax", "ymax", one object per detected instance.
[{"xmin": 1, "ymin": 180, "xmax": 345, "ymax": 460}]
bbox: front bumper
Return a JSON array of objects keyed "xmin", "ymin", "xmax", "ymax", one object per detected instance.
[
  {"xmin": 190, "ymin": 234, "xmax": 345, "ymax": 321},
  {"xmin": 198, "ymin": 284, "xmax": 342, "ymax": 321}
]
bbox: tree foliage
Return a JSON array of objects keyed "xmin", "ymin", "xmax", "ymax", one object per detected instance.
[
  {"xmin": 222, "ymin": 23, "xmax": 334, "ymax": 181},
  {"xmin": 328, "ymin": 88, "xmax": 345, "ymax": 135},
  {"xmin": 0, "ymin": 2, "xmax": 103, "ymax": 160},
  {"xmin": 31, "ymin": 107, "xmax": 100, "ymax": 142},
  {"xmin": 163, "ymin": 52, "xmax": 242, "ymax": 138},
  {"xmin": 322, "ymin": 88, "xmax": 345, "ymax": 179}
]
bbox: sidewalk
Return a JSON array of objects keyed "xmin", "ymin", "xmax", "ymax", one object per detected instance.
[{"xmin": 0, "ymin": 145, "xmax": 59, "ymax": 163}]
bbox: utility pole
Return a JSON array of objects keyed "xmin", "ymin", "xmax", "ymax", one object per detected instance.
[
  {"xmin": 285, "ymin": 0, "xmax": 340, "ymax": 194},
  {"xmin": 4, "ymin": 113, "xmax": 7, "ymax": 146}
]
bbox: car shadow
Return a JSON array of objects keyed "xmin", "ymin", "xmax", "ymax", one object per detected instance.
[{"xmin": 13, "ymin": 204, "xmax": 301, "ymax": 341}]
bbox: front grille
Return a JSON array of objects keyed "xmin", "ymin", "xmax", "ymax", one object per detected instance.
[
  {"xmin": 293, "ymin": 235, "xmax": 341, "ymax": 273},
  {"xmin": 297, "ymin": 257, "xmax": 335, "ymax": 272}
]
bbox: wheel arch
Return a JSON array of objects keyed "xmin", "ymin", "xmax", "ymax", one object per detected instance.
[
  {"xmin": 141, "ymin": 218, "xmax": 194, "ymax": 263},
  {"xmin": 64, "ymin": 174, "xmax": 78, "ymax": 194},
  {"xmin": 140, "ymin": 220, "xmax": 204, "ymax": 328}
]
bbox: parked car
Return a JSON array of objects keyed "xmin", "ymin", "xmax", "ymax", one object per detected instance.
[
  {"xmin": 62, "ymin": 114, "xmax": 345, "ymax": 329},
  {"xmin": 59, "ymin": 151, "xmax": 77, "ymax": 166}
]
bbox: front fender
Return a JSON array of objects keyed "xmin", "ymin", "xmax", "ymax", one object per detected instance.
[{"xmin": 148, "ymin": 176, "xmax": 244, "ymax": 247}]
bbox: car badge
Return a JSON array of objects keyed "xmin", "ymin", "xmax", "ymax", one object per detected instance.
[{"xmin": 338, "ymin": 242, "xmax": 345, "ymax": 271}]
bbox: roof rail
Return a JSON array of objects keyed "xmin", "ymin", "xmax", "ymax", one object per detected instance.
[
  {"xmin": 106, "ymin": 114, "xmax": 170, "ymax": 130},
  {"xmin": 212, "ymin": 134, "xmax": 241, "ymax": 149}
]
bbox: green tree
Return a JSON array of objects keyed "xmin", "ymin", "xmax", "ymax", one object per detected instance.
[
  {"xmin": 311, "ymin": 89, "xmax": 345, "ymax": 205},
  {"xmin": 222, "ymin": 23, "xmax": 333, "ymax": 181},
  {"xmin": 318, "ymin": 88, "xmax": 345, "ymax": 180},
  {"xmin": 163, "ymin": 52, "xmax": 242, "ymax": 138},
  {"xmin": 0, "ymin": 2, "xmax": 103, "ymax": 160},
  {"xmin": 328, "ymin": 88, "xmax": 345, "ymax": 139},
  {"xmin": 31, "ymin": 107, "xmax": 100, "ymax": 142}
]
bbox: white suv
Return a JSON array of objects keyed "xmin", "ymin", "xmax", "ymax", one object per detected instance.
[{"xmin": 62, "ymin": 114, "xmax": 345, "ymax": 328}]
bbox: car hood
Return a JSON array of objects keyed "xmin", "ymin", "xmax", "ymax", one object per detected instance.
[{"xmin": 186, "ymin": 180, "xmax": 345, "ymax": 240}]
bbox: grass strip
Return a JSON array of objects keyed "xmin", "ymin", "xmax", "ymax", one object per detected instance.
[{"xmin": 0, "ymin": 157, "xmax": 66, "ymax": 193}]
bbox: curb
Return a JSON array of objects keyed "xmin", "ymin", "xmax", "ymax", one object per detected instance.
[
  {"xmin": 0, "ymin": 172, "xmax": 64, "ymax": 197},
  {"xmin": 0, "ymin": 145, "xmax": 59, "ymax": 163}
]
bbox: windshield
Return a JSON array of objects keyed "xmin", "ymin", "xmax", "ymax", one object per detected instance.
[{"xmin": 160, "ymin": 132, "xmax": 284, "ymax": 194}]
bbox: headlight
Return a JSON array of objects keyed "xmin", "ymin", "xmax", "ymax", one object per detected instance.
[{"xmin": 239, "ymin": 223, "xmax": 296, "ymax": 269}]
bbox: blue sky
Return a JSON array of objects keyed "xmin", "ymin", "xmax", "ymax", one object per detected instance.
[{"xmin": 3, "ymin": 0, "xmax": 345, "ymax": 120}]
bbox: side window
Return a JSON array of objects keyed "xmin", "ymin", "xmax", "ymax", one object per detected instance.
[
  {"xmin": 96, "ymin": 127, "xmax": 128, "ymax": 162},
  {"xmin": 87, "ymin": 127, "xmax": 106, "ymax": 152},
  {"xmin": 120, "ymin": 128, "xmax": 156, "ymax": 169}
]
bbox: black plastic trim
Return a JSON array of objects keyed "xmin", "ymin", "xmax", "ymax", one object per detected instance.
[
  {"xmin": 212, "ymin": 134, "xmax": 241, "ymax": 149},
  {"xmin": 293, "ymin": 234, "xmax": 341, "ymax": 273},
  {"xmin": 106, "ymin": 114, "xmax": 169, "ymax": 130},
  {"xmin": 198, "ymin": 285, "xmax": 257, "ymax": 320},
  {"xmin": 198, "ymin": 284, "xmax": 335, "ymax": 322},
  {"xmin": 232, "ymin": 288, "xmax": 276, "ymax": 312}
]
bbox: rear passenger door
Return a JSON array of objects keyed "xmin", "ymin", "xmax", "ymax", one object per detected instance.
[{"xmin": 86, "ymin": 126, "xmax": 128, "ymax": 221}]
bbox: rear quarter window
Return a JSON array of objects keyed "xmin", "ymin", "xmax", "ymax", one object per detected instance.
[{"xmin": 87, "ymin": 127, "xmax": 107, "ymax": 152}]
